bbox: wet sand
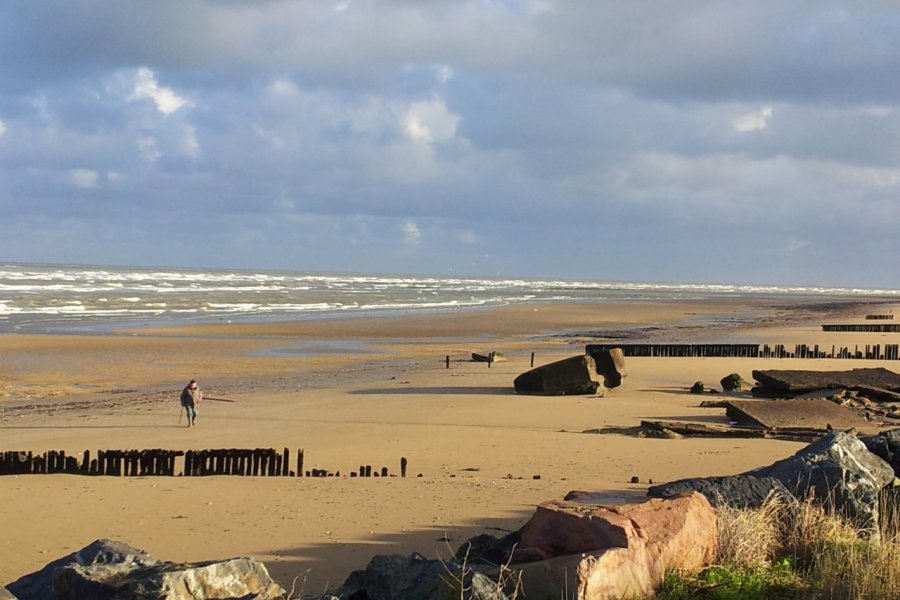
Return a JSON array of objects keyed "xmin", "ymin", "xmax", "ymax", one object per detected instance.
[{"xmin": 1, "ymin": 297, "xmax": 898, "ymax": 591}]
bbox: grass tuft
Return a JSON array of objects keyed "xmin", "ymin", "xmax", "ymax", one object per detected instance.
[{"xmin": 659, "ymin": 492, "xmax": 900, "ymax": 600}]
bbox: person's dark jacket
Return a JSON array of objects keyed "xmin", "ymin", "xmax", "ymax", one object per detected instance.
[{"xmin": 180, "ymin": 385, "xmax": 201, "ymax": 407}]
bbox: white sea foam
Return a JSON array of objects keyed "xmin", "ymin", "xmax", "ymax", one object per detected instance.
[{"xmin": 0, "ymin": 262, "xmax": 897, "ymax": 331}]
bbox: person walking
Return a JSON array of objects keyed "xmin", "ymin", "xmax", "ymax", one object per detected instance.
[{"xmin": 180, "ymin": 379, "xmax": 202, "ymax": 427}]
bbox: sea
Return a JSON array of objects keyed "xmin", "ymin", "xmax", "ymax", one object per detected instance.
[{"xmin": 1, "ymin": 262, "xmax": 898, "ymax": 334}]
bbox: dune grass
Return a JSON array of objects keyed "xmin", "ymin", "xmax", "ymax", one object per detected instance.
[{"xmin": 657, "ymin": 492, "xmax": 900, "ymax": 600}]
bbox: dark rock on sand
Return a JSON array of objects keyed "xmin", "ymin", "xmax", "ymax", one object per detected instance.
[
  {"xmin": 720, "ymin": 373, "xmax": 747, "ymax": 392},
  {"xmin": 648, "ymin": 475, "xmax": 790, "ymax": 508},
  {"xmin": 8, "ymin": 539, "xmax": 283, "ymax": 600},
  {"xmin": 860, "ymin": 427, "xmax": 900, "ymax": 476},
  {"xmin": 333, "ymin": 553, "xmax": 508, "ymax": 600},
  {"xmin": 690, "ymin": 381, "xmax": 705, "ymax": 394},
  {"xmin": 7, "ymin": 539, "xmax": 158, "ymax": 600}
]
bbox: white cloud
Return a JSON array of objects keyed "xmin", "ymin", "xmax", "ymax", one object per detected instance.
[
  {"xmin": 403, "ymin": 220, "xmax": 422, "ymax": 245},
  {"xmin": 265, "ymin": 78, "xmax": 300, "ymax": 99},
  {"xmin": 137, "ymin": 136, "xmax": 161, "ymax": 162},
  {"xmin": 273, "ymin": 191, "xmax": 295, "ymax": 211},
  {"xmin": 732, "ymin": 105, "xmax": 773, "ymax": 132},
  {"xmin": 403, "ymin": 98, "xmax": 460, "ymax": 144},
  {"xmin": 460, "ymin": 230, "xmax": 479, "ymax": 244},
  {"xmin": 785, "ymin": 237, "xmax": 811, "ymax": 253},
  {"xmin": 129, "ymin": 67, "xmax": 192, "ymax": 115},
  {"xmin": 0, "ymin": 119, "xmax": 6, "ymax": 136},
  {"xmin": 106, "ymin": 171, "xmax": 124, "ymax": 183},
  {"xmin": 179, "ymin": 124, "xmax": 200, "ymax": 158},
  {"xmin": 69, "ymin": 169, "xmax": 100, "ymax": 189},
  {"xmin": 434, "ymin": 65, "xmax": 454, "ymax": 83}
]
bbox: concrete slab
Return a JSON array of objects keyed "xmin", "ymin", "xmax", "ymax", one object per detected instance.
[{"xmin": 724, "ymin": 399, "xmax": 871, "ymax": 430}]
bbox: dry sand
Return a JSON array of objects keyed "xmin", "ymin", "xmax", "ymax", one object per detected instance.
[{"xmin": 1, "ymin": 297, "xmax": 899, "ymax": 592}]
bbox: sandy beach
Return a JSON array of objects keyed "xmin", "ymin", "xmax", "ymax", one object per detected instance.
[{"xmin": 2, "ymin": 297, "xmax": 899, "ymax": 592}]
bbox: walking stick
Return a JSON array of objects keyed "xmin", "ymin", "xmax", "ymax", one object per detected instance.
[{"xmin": 178, "ymin": 406, "xmax": 184, "ymax": 425}]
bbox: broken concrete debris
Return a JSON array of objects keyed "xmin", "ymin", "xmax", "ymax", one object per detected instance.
[
  {"xmin": 513, "ymin": 349, "xmax": 625, "ymax": 396},
  {"xmin": 751, "ymin": 367, "xmax": 900, "ymax": 395},
  {"xmin": 724, "ymin": 398, "xmax": 872, "ymax": 431}
]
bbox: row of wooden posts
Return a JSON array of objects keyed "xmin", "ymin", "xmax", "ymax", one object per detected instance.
[
  {"xmin": 865, "ymin": 314, "xmax": 894, "ymax": 320},
  {"xmin": 822, "ymin": 324, "xmax": 900, "ymax": 332},
  {"xmin": 0, "ymin": 448, "xmax": 409, "ymax": 479},
  {"xmin": 586, "ymin": 343, "xmax": 900, "ymax": 360}
]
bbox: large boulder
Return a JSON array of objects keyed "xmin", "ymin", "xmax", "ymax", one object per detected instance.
[
  {"xmin": 483, "ymin": 493, "xmax": 717, "ymax": 600},
  {"xmin": 333, "ymin": 553, "xmax": 508, "ymax": 600},
  {"xmin": 7, "ymin": 539, "xmax": 158, "ymax": 600},
  {"xmin": 754, "ymin": 431, "xmax": 894, "ymax": 529},
  {"xmin": 7, "ymin": 539, "xmax": 284, "ymax": 600},
  {"xmin": 649, "ymin": 432, "xmax": 895, "ymax": 531},
  {"xmin": 55, "ymin": 557, "xmax": 283, "ymax": 600},
  {"xmin": 514, "ymin": 355, "xmax": 601, "ymax": 396}
]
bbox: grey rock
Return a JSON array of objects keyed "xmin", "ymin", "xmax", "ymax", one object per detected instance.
[
  {"xmin": 454, "ymin": 534, "xmax": 503, "ymax": 565},
  {"xmin": 882, "ymin": 427, "xmax": 900, "ymax": 445},
  {"xmin": 754, "ymin": 431, "xmax": 894, "ymax": 529},
  {"xmin": 649, "ymin": 432, "xmax": 895, "ymax": 531},
  {"xmin": 860, "ymin": 433, "xmax": 893, "ymax": 463},
  {"xmin": 7, "ymin": 539, "xmax": 284, "ymax": 600},
  {"xmin": 7, "ymin": 539, "xmax": 158, "ymax": 600},
  {"xmin": 334, "ymin": 553, "xmax": 508, "ymax": 600},
  {"xmin": 647, "ymin": 475, "xmax": 790, "ymax": 509},
  {"xmin": 720, "ymin": 373, "xmax": 747, "ymax": 392},
  {"xmin": 54, "ymin": 557, "xmax": 283, "ymax": 600}
]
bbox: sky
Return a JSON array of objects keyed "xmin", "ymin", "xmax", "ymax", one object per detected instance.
[{"xmin": 1, "ymin": 1, "xmax": 900, "ymax": 288}]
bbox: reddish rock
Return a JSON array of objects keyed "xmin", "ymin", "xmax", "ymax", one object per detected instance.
[{"xmin": 510, "ymin": 493, "xmax": 717, "ymax": 599}]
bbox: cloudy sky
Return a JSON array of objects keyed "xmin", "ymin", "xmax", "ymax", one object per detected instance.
[{"xmin": 1, "ymin": 1, "xmax": 899, "ymax": 288}]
